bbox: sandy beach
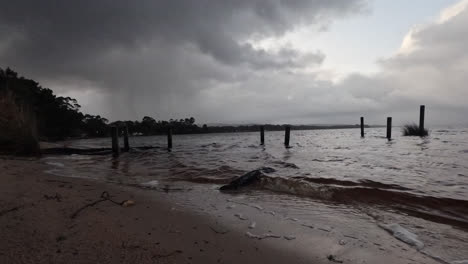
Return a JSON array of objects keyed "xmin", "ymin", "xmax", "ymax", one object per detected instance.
[{"xmin": 0, "ymin": 156, "xmax": 443, "ymax": 264}]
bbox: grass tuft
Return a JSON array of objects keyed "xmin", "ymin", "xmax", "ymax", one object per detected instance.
[{"xmin": 402, "ymin": 123, "xmax": 428, "ymax": 137}]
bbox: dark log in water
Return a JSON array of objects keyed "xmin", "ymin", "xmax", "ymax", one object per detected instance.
[{"xmin": 219, "ymin": 167, "xmax": 275, "ymax": 191}]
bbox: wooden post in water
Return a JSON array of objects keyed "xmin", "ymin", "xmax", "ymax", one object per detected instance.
[
  {"xmin": 386, "ymin": 117, "xmax": 392, "ymax": 140},
  {"xmin": 260, "ymin": 125, "xmax": 265, "ymax": 145},
  {"xmin": 284, "ymin": 125, "xmax": 291, "ymax": 147},
  {"xmin": 123, "ymin": 126, "xmax": 130, "ymax": 152},
  {"xmin": 419, "ymin": 105, "xmax": 425, "ymax": 136},
  {"xmin": 167, "ymin": 127, "xmax": 173, "ymax": 150},
  {"xmin": 111, "ymin": 126, "xmax": 120, "ymax": 157},
  {"xmin": 360, "ymin": 117, "xmax": 365, "ymax": 137}
]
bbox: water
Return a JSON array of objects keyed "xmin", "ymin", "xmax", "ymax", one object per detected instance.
[
  {"xmin": 42, "ymin": 127, "xmax": 468, "ymax": 260},
  {"xmin": 49, "ymin": 127, "xmax": 468, "ymax": 199}
]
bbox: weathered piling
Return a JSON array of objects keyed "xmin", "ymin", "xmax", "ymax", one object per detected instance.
[
  {"xmin": 123, "ymin": 126, "xmax": 130, "ymax": 152},
  {"xmin": 386, "ymin": 117, "xmax": 392, "ymax": 140},
  {"xmin": 260, "ymin": 125, "xmax": 265, "ymax": 145},
  {"xmin": 167, "ymin": 127, "xmax": 173, "ymax": 150},
  {"xmin": 360, "ymin": 117, "xmax": 365, "ymax": 137},
  {"xmin": 111, "ymin": 126, "xmax": 120, "ymax": 157},
  {"xmin": 284, "ymin": 125, "xmax": 291, "ymax": 147},
  {"xmin": 419, "ymin": 105, "xmax": 425, "ymax": 136}
]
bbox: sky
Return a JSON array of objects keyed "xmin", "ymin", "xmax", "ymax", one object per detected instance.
[{"xmin": 0, "ymin": 0, "xmax": 467, "ymax": 125}]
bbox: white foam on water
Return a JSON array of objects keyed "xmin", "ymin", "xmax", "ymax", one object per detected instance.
[
  {"xmin": 245, "ymin": 232, "xmax": 281, "ymax": 240},
  {"xmin": 140, "ymin": 180, "xmax": 159, "ymax": 187},
  {"xmin": 264, "ymin": 210, "xmax": 276, "ymax": 216},
  {"xmin": 380, "ymin": 223, "xmax": 424, "ymax": 250},
  {"xmin": 44, "ymin": 169, "xmax": 66, "ymax": 177},
  {"xmin": 234, "ymin": 213, "xmax": 248, "ymax": 220},
  {"xmin": 46, "ymin": 162, "xmax": 65, "ymax": 167},
  {"xmin": 249, "ymin": 204, "xmax": 263, "ymax": 210},
  {"xmin": 66, "ymin": 154, "xmax": 92, "ymax": 160}
]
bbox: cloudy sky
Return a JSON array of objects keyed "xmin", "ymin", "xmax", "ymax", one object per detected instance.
[{"xmin": 1, "ymin": 0, "xmax": 467, "ymax": 125}]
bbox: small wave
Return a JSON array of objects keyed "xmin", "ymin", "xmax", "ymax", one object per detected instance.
[
  {"xmin": 167, "ymin": 165, "xmax": 245, "ymax": 185},
  {"xmin": 296, "ymin": 177, "xmax": 412, "ymax": 191},
  {"xmin": 200, "ymin": 143, "xmax": 222, "ymax": 148},
  {"xmin": 261, "ymin": 176, "xmax": 468, "ymax": 229},
  {"xmin": 220, "ymin": 169, "xmax": 468, "ymax": 230},
  {"xmin": 271, "ymin": 161, "xmax": 300, "ymax": 169}
]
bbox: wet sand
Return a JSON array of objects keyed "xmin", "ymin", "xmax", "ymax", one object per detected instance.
[{"xmin": 0, "ymin": 157, "xmax": 440, "ymax": 264}]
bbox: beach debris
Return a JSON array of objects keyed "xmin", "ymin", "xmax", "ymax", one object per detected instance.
[
  {"xmin": 284, "ymin": 235, "xmax": 296, "ymax": 240},
  {"xmin": 226, "ymin": 204, "xmax": 236, "ymax": 209},
  {"xmin": 209, "ymin": 225, "xmax": 229, "ymax": 234},
  {"xmin": 285, "ymin": 217, "xmax": 299, "ymax": 222},
  {"xmin": 152, "ymin": 250, "xmax": 183, "ymax": 260},
  {"xmin": 161, "ymin": 185, "xmax": 187, "ymax": 193},
  {"xmin": 327, "ymin": 254, "xmax": 344, "ymax": 263},
  {"xmin": 56, "ymin": 235, "xmax": 67, "ymax": 242},
  {"xmin": 318, "ymin": 226, "xmax": 332, "ymax": 232},
  {"xmin": 249, "ymin": 204, "xmax": 263, "ymax": 210},
  {"xmin": 339, "ymin": 240, "xmax": 346, "ymax": 245},
  {"xmin": 44, "ymin": 193, "xmax": 62, "ymax": 202},
  {"xmin": 121, "ymin": 200, "xmax": 135, "ymax": 207},
  {"xmin": 301, "ymin": 223, "xmax": 315, "ymax": 229},
  {"xmin": 452, "ymin": 260, "xmax": 468, "ymax": 264},
  {"xmin": 0, "ymin": 206, "xmax": 22, "ymax": 217},
  {"xmin": 380, "ymin": 223, "xmax": 424, "ymax": 250},
  {"xmin": 264, "ymin": 210, "xmax": 276, "ymax": 216},
  {"xmin": 234, "ymin": 213, "xmax": 248, "ymax": 220},
  {"xmin": 248, "ymin": 222, "xmax": 256, "ymax": 229},
  {"xmin": 245, "ymin": 231, "xmax": 281, "ymax": 240},
  {"xmin": 220, "ymin": 167, "xmax": 275, "ymax": 191},
  {"xmin": 343, "ymin": 234, "xmax": 358, "ymax": 240}
]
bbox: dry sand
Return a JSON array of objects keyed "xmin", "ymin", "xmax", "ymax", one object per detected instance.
[{"xmin": 0, "ymin": 157, "xmax": 440, "ymax": 264}]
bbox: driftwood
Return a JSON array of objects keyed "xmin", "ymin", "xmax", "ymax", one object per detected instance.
[
  {"xmin": 70, "ymin": 191, "xmax": 133, "ymax": 219},
  {"xmin": 0, "ymin": 206, "xmax": 22, "ymax": 217},
  {"xmin": 152, "ymin": 250, "xmax": 183, "ymax": 259}
]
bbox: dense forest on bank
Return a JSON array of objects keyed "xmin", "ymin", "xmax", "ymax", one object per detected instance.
[{"xmin": 1, "ymin": 67, "xmax": 363, "ymax": 154}]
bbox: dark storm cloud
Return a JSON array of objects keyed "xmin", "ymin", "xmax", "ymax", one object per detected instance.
[
  {"xmin": 0, "ymin": 0, "xmax": 363, "ymax": 74},
  {"xmin": 0, "ymin": 0, "xmax": 367, "ymax": 121}
]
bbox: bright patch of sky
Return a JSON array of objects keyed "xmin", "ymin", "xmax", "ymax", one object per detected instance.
[{"xmin": 248, "ymin": 0, "xmax": 459, "ymax": 81}]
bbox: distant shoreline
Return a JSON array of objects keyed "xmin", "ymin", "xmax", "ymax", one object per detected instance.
[{"xmin": 57, "ymin": 124, "xmax": 382, "ymax": 141}]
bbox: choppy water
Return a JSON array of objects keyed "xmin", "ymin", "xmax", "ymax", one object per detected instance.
[{"xmin": 43, "ymin": 127, "xmax": 468, "ymax": 229}]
